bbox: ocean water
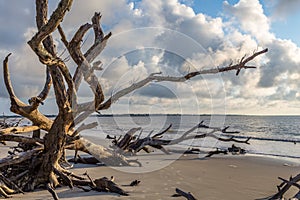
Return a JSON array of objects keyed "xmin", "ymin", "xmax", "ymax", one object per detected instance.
[{"xmin": 81, "ymin": 115, "xmax": 300, "ymax": 163}]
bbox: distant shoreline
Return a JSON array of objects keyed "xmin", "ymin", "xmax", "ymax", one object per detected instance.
[{"xmin": 1, "ymin": 113, "xmax": 300, "ymax": 118}]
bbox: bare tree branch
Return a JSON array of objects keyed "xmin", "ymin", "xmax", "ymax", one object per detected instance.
[
  {"xmin": 71, "ymin": 122, "xmax": 98, "ymax": 137},
  {"xmin": 3, "ymin": 54, "xmax": 53, "ymax": 130},
  {"xmin": 28, "ymin": 0, "xmax": 72, "ymax": 64},
  {"xmin": 3, "ymin": 53, "xmax": 16, "ymax": 100},
  {"xmin": 97, "ymin": 48, "xmax": 268, "ymax": 111}
]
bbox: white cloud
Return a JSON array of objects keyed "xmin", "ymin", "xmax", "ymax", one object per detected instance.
[{"xmin": 224, "ymin": 0, "xmax": 275, "ymax": 43}]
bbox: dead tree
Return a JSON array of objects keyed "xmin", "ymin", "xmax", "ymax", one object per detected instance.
[
  {"xmin": 0, "ymin": 0, "xmax": 267, "ymax": 198},
  {"xmin": 108, "ymin": 121, "xmax": 250, "ymax": 155}
]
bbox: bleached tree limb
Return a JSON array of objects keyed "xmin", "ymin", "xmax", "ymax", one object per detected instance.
[
  {"xmin": 0, "ymin": 126, "xmax": 40, "ymax": 135},
  {"xmin": 27, "ymin": 0, "xmax": 72, "ymax": 64},
  {"xmin": 3, "ymin": 53, "xmax": 17, "ymax": 101},
  {"xmin": 97, "ymin": 48, "xmax": 268, "ymax": 111},
  {"xmin": 0, "ymin": 135, "xmax": 43, "ymax": 145},
  {"xmin": 118, "ymin": 122, "xmax": 250, "ymax": 154},
  {"xmin": 71, "ymin": 122, "xmax": 98, "ymax": 137},
  {"xmin": 66, "ymin": 22, "xmax": 105, "ymax": 109},
  {"xmin": 3, "ymin": 54, "xmax": 53, "ymax": 130},
  {"xmin": 84, "ymin": 12, "xmax": 112, "ymax": 62},
  {"xmin": 30, "ymin": 0, "xmax": 76, "ymax": 111}
]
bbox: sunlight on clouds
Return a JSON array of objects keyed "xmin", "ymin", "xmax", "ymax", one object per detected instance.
[{"xmin": 1, "ymin": 0, "xmax": 299, "ymax": 115}]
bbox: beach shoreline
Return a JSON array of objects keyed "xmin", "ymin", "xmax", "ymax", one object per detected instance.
[{"xmin": 7, "ymin": 152, "xmax": 299, "ymax": 200}]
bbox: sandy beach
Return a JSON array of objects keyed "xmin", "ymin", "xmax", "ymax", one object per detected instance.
[{"xmin": 3, "ymin": 148, "xmax": 298, "ymax": 200}]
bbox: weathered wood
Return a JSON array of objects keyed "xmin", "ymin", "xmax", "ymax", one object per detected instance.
[
  {"xmin": 0, "ymin": 184, "xmax": 14, "ymax": 198},
  {"xmin": 270, "ymin": 174, "xmax": 300, "ymax": 199},
  {"xmin": 94, "ymin": 177, "xmax": 128, "ymax": 196},
  {"xmin": 97, "ymin": 49, "xmax": 268, "ymax": 111},
  {"xmin": 117, "ymin": 127, "xmax": 141, "ymax": 150},
  {"xmin": 0, "ymin": 148, "xmax": 42, "ymax": 168},
  {"xmin": 205, "ymin": 148, "xmax": 228, "ymax": 158},
  {"xmin": 0, "ymin": 126, "xmax": 40, "ymax": 135},
  {"xmin": 119, "ymin": 122, "xmax": 250, "ymax": 154},
  {"xmin": 68, "ymin": 156, "xmax": 99, "ymax": 165},
  {"xmin": 46, "ymin": 183, "xmax": 59, "ymax": 200},
  {"xmin": 0, "ymin": 135, "xmax": 43, "ymax": 145},
  {"xmin": 0, "ymin": 173, "xmax": 23, "ymax": 194},
  {"xmin": 78, "ymin": 138, "xmax": 130, "ymax": 166},
  {"xmin": 172, "ymin": 188, "xmax": 197, "ymax": 200}
]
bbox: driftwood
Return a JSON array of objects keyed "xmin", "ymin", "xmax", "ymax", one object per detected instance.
[
  {"xmin": 205, "ymin": 148, "xmax": 228, "ymax": 158},
  {"xmin": 0, "ymin": 183, "xmax": 15, "ymax": 198},
  {"xmin": 267, "ymin": 173, "xmax": 300, "ymax": 199},
  {"xmin": 68, "ymin": 156, "xmax": 99, "ymax": 165},
  {"xmin": 204, "ymin": 144, "xmax": 246, "ymax": 158},
  {"xmin": 73, "ymin": 172, "xmax": 128, "ymax": 196},
  {"xmin": 172, "ymin": 188, "xmax": 197, "ymax": 200},
  {"xmin": 109, "ymin": 121, "xmax": 250, "ymax": 155}
]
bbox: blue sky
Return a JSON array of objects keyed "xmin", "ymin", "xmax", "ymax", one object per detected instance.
[
  {"xmin": 0, "ymin": 0, "xmax": 300, "ymax": 115},
  {"xmin": 191, "ymin": 0, "xmax": 300, "ymax": 46}
]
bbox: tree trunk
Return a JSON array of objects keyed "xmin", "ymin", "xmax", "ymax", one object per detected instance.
[{"xmin": 34, "ymin": 115, "xmax": 68, "ymax": 188}]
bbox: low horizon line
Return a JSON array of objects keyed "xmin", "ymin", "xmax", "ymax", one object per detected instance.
[{"xmin": 1, "ymin": 113, "xmax": 300, "ymax": 118}]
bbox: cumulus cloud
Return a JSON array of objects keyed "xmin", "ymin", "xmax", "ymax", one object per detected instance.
[{"xmin": 223, "ymin": 0, "xmax": 275, "ymax": 42}]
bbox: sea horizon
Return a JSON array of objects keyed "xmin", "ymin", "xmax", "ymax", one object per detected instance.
[{"xmin": 1, "ymin": 113, "xmax": 300, "ymax": 118}]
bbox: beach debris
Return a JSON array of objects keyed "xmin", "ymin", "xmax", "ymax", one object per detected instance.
[
  {"xmin": 205, "ymin": 148, "xmax": 228, "ymax": 157},
  {"xmin": 0, "ymin": 117, "xmax": 23, "ymax": 129},
  {"xmin": 183, "ymin": 148, "xmax": 201, "ymax": 154},
  {"xmin": 202, "ymin": 144, "xmax": 246, "ymax": 158},
  {"xmin": 77, "ymin": 172, "xmax": 128, "ymax": 196},
  {"xmin": 267, "ymin": 173, "xmax": 300, "ymax": 199},
  {"xmin": 172, "ymin": 188, "xmax": 197, "ymax": 200},
  {"xmin": 68, "ymin": 155, "xmax": 100, "ymax": 165},
  {"xmin": 228, "ymin": 144, "xmax": 246, "ymax": 155},
  {"xmin": 110, "ymin": 121, "xmax": 251, "ymax": 156},
  {"xmin": 129, "ymin": 180, "xmax": 141, "ymax": 186},
  {"xmin": 94, "ymin": 177, "xmax": 128, "ymax": 196},
  {"xmin": 0, "ymin": 183, "xmax": 15, "ymax": 198},
  {"xmin": 122, "ymin": 180, "xmax": 141, "ymax": 187}
]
